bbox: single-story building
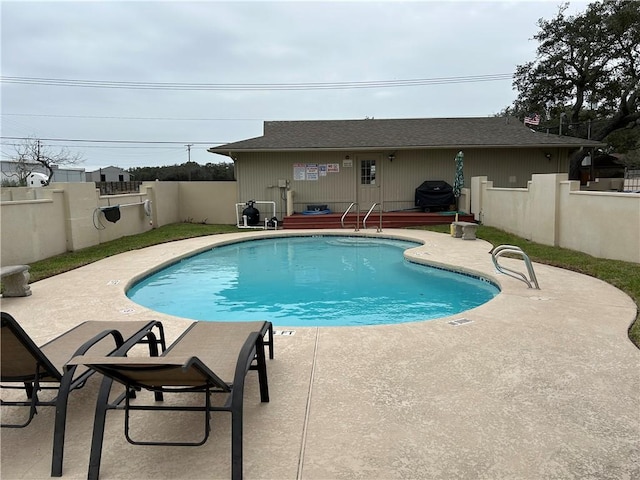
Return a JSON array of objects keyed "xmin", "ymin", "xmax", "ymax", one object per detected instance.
[
  {"xmin": 0, "ymin": 160, "xmax": 85, "ymax": 185},
  {"xmin": 86, "ymin": 166, "xmax": 131, "ymax": 182},
  {"xmin": 208, "ymin": 117, "xmax": 603, "ymax": 218},
  {"xmin": 580, "ymin": 152, "xmax": 627, "ymax": 184}
]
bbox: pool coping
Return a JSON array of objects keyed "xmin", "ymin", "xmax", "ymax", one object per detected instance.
[{"xmin": 1, "ymin": 228, "xmax": 638, "ymax": 479}]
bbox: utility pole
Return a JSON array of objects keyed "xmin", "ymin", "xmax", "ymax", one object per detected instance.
[{"xmin": 185, "ymin": 144, "xmax": 193, "ymax": 181}]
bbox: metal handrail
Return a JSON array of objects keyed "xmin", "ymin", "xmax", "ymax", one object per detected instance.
[
  {"xmin": 363, "ymin": 203, "xmax": 382, "ymax": 232},
  {"xmin": 341, "ymin": 202, "xmax": 360, "ymax": 231},
  {"xmin": 491, "ymin": 245, "xmax": 540, "ymax": 289}
]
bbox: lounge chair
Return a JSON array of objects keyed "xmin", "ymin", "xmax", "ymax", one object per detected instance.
[
  {"xmin": 72, "ymin": 320, "xmax": 273, "ymax": 480},
  {"xmin": 0, "ymin": 312, "xmax": 166, "ymax": 477}
]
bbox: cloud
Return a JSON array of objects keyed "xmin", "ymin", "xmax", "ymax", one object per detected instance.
[{"xmin": 1, "ymin": 0, "xmax": 593, "ymax": 170}]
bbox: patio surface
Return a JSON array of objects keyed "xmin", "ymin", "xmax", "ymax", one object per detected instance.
[{"xmin": 1, "ymin": 229, "xmax": 638, "ymax": 480}]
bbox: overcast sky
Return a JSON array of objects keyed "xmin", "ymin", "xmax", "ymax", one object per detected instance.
[{"xmin": 1, "ymin": 0, "xmax": 592, "ymax": 172}]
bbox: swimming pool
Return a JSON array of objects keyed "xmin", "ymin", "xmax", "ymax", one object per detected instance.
[{"xmin": 127, "ymin": 235, "xmax": 500, "ymax": 327}]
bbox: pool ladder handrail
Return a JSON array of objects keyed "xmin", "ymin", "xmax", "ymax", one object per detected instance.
[
  {"xmin": 341, "ymin": 202, "xmax": 361, "ymax": 231},
  {"xmin": 491, "ymin": 245, "xmax": 540, "ymax": 289},
  {"xmin": 363, "ymin": 203, "xmax": 383, "ymax": 232}
]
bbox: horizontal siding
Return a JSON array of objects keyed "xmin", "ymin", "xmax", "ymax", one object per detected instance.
[{"xmin": 235, "ymin": 147, "xmax": 570, "ymax": 215}]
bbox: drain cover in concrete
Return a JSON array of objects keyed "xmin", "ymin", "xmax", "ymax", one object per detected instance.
[{"xmin": 448, "ymin": 318, "xmax": 473, "ymax": 326}]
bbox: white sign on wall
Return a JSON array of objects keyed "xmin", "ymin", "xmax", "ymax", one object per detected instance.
[
  {"xmin": 306, "ymin": 164, "xmax": 319, "ymax": 181},
  {"xmin": 293, "ymin": 163, "xmax": 306, "ymax": 180}
]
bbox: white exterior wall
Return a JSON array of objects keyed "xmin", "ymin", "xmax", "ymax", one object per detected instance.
[{"xmin": 51, "ymin": 168, "xmax": 86, "ymax": 182}]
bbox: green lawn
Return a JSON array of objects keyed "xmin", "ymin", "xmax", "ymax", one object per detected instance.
[{"xmin": 21, "ymin": 222, "xmax": 640, "ymax": 348}]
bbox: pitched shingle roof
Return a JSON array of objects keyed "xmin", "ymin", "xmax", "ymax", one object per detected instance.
[{"xmin": 209, "ymin": 117, "xmax": 603, "ymax": 154}]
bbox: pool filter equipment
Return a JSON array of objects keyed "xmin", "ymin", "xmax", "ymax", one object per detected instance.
[{"xmin": 242, "ymin": 200, "xmax": 260, "ymax": 226}]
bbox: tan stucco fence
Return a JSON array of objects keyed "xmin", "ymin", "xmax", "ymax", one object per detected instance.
[
  {"xmin": 0, "ymin": 181, "xmax": 237, "ymax": 265},
  {"xmin": 472, "ymin": 173, "xmax": 640, "ymax": 263},
  {"xmin": 1, "ymin": 173, "xmax": 639, "ymax": 265}
]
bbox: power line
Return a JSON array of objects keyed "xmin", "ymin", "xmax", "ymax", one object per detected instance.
[
  {"xmin": 1, "ymin": 142, "xmax": 186, "ymax": 150},
  {"xmin": 0, "ymin": 136, "xmax": 224, "ymax": 145},
  {"xmin": 0, "ymin": 73, "xmax": 514, "ymax": 91},
  {"xmin": 1, "ymin": 113, "xmax": 263, "ymax": 121}
]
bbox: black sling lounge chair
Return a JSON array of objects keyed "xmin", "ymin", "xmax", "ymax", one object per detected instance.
[
  {"xmin": 72, "ymin": 320, "xmax": 273, "ymax": 480},
  {"xmin": 0, "ymin": 312, "xmax": 166, "ymax": 477}
]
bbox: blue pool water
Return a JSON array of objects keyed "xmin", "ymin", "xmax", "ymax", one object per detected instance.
[{"xmin": 127, "ymin": 236, "xmax": 499, "ymax": 327}]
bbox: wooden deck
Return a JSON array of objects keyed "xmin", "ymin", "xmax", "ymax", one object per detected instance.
[{"xmin": 282, "ymin": 211, "xmax": 475, "ymax": 230}]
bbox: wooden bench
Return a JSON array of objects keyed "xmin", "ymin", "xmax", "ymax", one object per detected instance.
[
  {"xmin": 452, "ymin": 221, "xmax": 478, "ymax": 240},
  {"xmin": 1, "ymin": 265, "xmax": 32, "ymax": 297}
]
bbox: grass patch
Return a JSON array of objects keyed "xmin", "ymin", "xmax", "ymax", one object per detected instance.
[
  {"xmin": 27, "ymin": 224, "xmax": 244, "ymax": 281},
  {"xmin": 18, "ymin": 222, "xmax": 640, "ymax": 349}
]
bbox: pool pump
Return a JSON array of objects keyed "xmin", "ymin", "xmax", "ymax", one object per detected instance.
[{"xmin": 242, "ymin": 200, "xmax": 260, "ymax": 226}]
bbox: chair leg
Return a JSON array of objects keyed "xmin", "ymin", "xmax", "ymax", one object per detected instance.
[
  {"xmin": 231, "ymin": 406, "xmax": 243, "ymax": 480},
  {"xmin": 267, "ymin": 323, "xmax": 274, "ymax": 359},
  {"xmin": 0, "ymin": 378, "xmax": 41, "ymax": 428},
  {"xmin": 51, "ymin": 367, "xmax": 78, "ymax": 477},
  {"xmin": 88, "ymin": 376, "xmax": 115, "ymax": 480},
  {"xmin": 256, "ymin": 337, "xmax": 269, "ymax": 403},
  {"xmin": 24, "ymin": 381, "xmax": 34, "ymax": 399},
  {"xmin": 145, "ymin": 331, "xmax": 164, "ymax": 402}
]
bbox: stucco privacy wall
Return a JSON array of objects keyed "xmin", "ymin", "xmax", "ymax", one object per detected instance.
[
  {"xmin": 176, "ymin": 181, "xmax": 237, "ymax": 225},
  {"xmin": 1, "ymin": 176, "xmax": 638, "ymax": 265},
  {"xmin": 139, "ymin": 181, "xmax": 236, "ymax": 226},
  {"xmin": 473, "ymin": 174, "xmax": 640, "ymax": 263},
  {"xmin": 0, "ymin": 181, "xmax": 238, "ymax": 265},
  {"xmin": 558, "ymin": 182, "xmax": 640, "ymax": 262},
  {"xmin": 0, "ymin": 187, "xmax": 67, "ymax": 265}
]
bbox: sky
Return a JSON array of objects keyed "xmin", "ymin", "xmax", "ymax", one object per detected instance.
[{"xmin": 1, "ymin": 0, "xmax": 593, "ymax": 172}]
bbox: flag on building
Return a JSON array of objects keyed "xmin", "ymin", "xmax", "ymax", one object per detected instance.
[{"xmin": 524, "ymin": 113, "xmax": 541, "ymax": 126}]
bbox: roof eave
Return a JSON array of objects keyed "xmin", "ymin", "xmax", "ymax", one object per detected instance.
[{"xmin": 208, "ymin": 142, "xmax": 605, "ymax": 155}]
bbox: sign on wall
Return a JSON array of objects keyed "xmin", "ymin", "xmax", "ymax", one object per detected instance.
[
  {"xmin": 293, "ymin": 163, "xmax": 340, "ymax": 180},
  {"xmin": 306, "ymin": 164, "xmax": 319, "ymax": 181},
  {"xmin": 293, "ymin": 163, "xmax": 306, "ymax": 180}
]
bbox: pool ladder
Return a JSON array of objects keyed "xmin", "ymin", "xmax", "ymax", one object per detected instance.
[
  {"xmin": 491, "ymin": 245, "xmax": 540, "ymax": 289},
  {"xmin": 341, "ymin": 202, "xmax": 383, "ymax": 232}
]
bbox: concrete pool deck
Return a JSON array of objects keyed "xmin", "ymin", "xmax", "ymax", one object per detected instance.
[{"xmin": 1, "ymin": 228, "xmax": 638, "ymax": 480}]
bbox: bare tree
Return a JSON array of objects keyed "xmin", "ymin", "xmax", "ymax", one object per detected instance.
[
  {"xmin": 11, "ymin": 137, "xmax": 84, "ymax": 186},
  {"xmin": 3, "ymin": 155, "xmax": 35, "ymax": 186}
]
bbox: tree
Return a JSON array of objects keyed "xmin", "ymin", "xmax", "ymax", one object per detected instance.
[
  {"xmin": 619, "ymin": 137, "xmax": 640, "ymax": 170},
  {"xmin": 129, "ymin": 161, "xmax": 235, "ymax": 181},
  {"xmin": 3, "ymin": 155, "xmax": 36, "ymax": 186},
  {"xmin": 11, "ymin": 137, "xmax": 84, "ymax": 186},
  {"xmin": 510, "ymin": 0, "xmax": 640, "ymax": 179}
]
